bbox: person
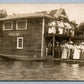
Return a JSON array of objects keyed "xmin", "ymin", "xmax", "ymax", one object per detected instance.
[
  {"xmin": 80, "ymin": 42, "xmax": 84, "ymax": 59},
  {"xmin": 48, "ymin": 20, "xmax": 56, "ymax": 34},
  {"xmin": 48, "ymin": 40, "xmax": 53, "ymax": 56},
  {"xmin": 73, "ymin": 42, "xmax": 81, "ymax": 59},
  {"xmin": 57, "ymin": 18, "xmax": 64, "ymax": 35},
  {"xmin": 64, "ymin": 22, "xmax": 72, "ymax": 35},
  {"xmin": 55, "ymin": 42, "xmax": 60, "ymax": 58},
  {"xmin": 67, "ymin": 41, "xmax": 74, "ymax": 59},
  {"xmin": 69, "ymin": 29, "xmax": 74, "ymax": 37},
  {"xmin": 61, "ymin": 40, "xmax": 68, "ymax": 59}
]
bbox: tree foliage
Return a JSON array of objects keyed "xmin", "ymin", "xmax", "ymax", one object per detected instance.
[
  {"xmin": 0, "ymin": 9, "xmax": 7, "ymax": 18},
  {"xmin": 78, "ymin": 22, "xmax": 84, "ymax": 31}
]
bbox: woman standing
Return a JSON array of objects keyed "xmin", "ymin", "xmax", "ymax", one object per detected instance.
[
  {"xmin": 48, "ymin": 20, "xmax": 56, "ymax": 34},
  {"xmin": 80, "ymin": 42, "xmax": 84, "ymax": 59},
  {"xmin": 67, "ymin": 41, "xmax": 74, "ymax": 60},
  {"xmin": 61, "ymin": 41, "xmax": 68, "ymax": 59},
  {"xmin": 57, "ymin": 18, "xmax": 64, "ymax": 35},
  {"xmin": 73, "ymin": 42, "xmax": 81, "ymax": 59}
]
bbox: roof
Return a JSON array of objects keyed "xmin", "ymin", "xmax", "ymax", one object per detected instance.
[
  {"xmin": 0, "ymin": 12, "xmax": 53, "ymax": 21},
  {"xmin": 0, "ymin": 8, "xmax": 68, "ymax": 21},
  {"xmin": 40, "ymin": 8, "xmax": 68, "ymax": 19}
]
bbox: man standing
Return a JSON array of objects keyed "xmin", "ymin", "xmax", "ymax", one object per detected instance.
[{"xmin": 67, "ymin": 41, "xmax": 74, "ymax": 60}]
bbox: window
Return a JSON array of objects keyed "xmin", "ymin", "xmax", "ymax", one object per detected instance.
[
  {"xmin": 17, "ymin": 37, "xmax": 23, "ymax": 49},
  {"xmin": 16, "ymin": 20, "xmax": 27, "ymax": 30},
  {"xmin": 3, "ymin": 21, "xmax": 13, "ymax": 30}
]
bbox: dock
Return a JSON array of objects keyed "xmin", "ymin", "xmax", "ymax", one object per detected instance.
[{"xmin": 54, "ymin": 58, "xmax": 84, "ymax": 63}]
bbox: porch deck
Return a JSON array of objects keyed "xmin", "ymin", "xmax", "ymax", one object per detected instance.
[{"xmin": 54, "ymin": 58, "xmax": 84, "ymax": 63}]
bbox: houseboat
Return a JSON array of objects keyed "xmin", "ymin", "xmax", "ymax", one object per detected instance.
[{"xmin": 0, "ymin": 8, "xmax": 83, "ymax": 62}]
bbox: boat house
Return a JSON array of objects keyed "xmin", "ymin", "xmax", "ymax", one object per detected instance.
[{"xmin": 0, "ymin": 8, "xmax": 83, "ymax": 60}]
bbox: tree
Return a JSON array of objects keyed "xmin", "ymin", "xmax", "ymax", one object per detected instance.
[
  {"xmin": 0, "ymin": 9, "xmax": 7, "ymax": 18},
  {"xmin": 78, "ymin": 22, "xmax": 84, "ymax": 31}
]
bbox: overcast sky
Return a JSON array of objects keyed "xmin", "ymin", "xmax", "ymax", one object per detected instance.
[{"xmin": 0, "ymin": 4, "xmax": 84, "ymax": 24}]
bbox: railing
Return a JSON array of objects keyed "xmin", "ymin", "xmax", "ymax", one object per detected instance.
[
  {"xmin": 45, "ymin": 27, "xmax": 84, "ymax": 39},
  {"xmin": 74, "ymin": 30, "xmax": 84, "ymax": 39}
]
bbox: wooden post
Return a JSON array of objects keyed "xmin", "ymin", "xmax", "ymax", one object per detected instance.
[
  {"xmin": 83, "ymin": 32, "xmax": 84, "ymax": 39},
  {"xmin": 53, "ymin": 34, "xmax": 55, "ymax": 58},
  {"xmin": 41, "ymin": 18, "xmax": 45, "ymax": 57}
]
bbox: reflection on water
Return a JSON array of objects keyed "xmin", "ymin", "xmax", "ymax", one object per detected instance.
[{"xmin": 0, "ymin": 60, "xmax": 84, "ymax": 80}]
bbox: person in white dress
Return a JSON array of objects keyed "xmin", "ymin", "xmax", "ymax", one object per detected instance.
[
  {"xmin": 64, "ymin": 22, "xmax": 72, "ymax": 35},
  {"xmin": 48, "ymin": 20, "xmax": 56, "ymax": 34},
  {"xmin": 69, "ymin": 24, "xmax": 75, "ymax": 37},
  {"xmin": 61, "ymin": 41, "xmax": 68, "ymax": 59},
  {"xmin": 80, "ymin": 42, "xmax": 84, "ymax": 59},
  {"xmin": 57, "ymin": 19, "xmax": 64, "ymax": 35},
  {"xmin": 73, "ymin": 42, "xmax": 81, "ymax": 59}
]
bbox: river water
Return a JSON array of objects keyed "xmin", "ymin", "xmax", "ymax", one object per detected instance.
[{"xmin": 0, "ymin": 59, "xmax": 84, "ymax": 81}]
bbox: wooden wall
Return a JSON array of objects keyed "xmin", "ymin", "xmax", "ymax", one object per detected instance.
[
  {"xmin": 0, "ymin": 18, "xmax": 42, "ymax": 58},
  {"xmin": 43, "ymin": 18, "xmax": 51, "ymax": 57}
]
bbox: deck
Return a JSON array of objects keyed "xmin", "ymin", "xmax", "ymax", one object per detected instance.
[
  {"xmin": 45, "ymin": 34, "xmax": 84, "ymax": 40},
  {"xmin": 54, "ymin": 58, "xmax": 84, "ymax": 63}
]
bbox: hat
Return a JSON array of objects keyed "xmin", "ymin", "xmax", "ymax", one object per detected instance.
[
  {"xmin": 81, "ymin": 42, "xmax": 84, "ymax": 45},
  {"xmin": 56, "ymin": 42, "xmax": 59, "ymax": 44},
  {"xmin": 69, "ymin": 41, "xmax": 73, "ymax": 44},
  {"xmin": 62, "ymin": 40, "xmax": 68, "ymax": 44}
]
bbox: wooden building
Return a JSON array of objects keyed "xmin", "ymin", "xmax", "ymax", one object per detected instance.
[
  {"xmin": 0, "ymin": 8, "xmax": 83, "ymax": 60},
  {"xmin": 0, "ymin": 11, "xmax": 54, "ymax": 60}
]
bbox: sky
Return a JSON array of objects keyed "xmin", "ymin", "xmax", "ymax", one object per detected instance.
[{"xmin": 0, "ymin": 4, "xmax": 84, "ymax": 24}]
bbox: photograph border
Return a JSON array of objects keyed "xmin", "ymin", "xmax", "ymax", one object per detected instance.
[{"xmin": 0, "ymin": 0, "xmax": 84, "ymax": 84}]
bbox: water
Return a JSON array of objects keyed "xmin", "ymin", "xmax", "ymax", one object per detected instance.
[{"xmin": 0, "ymin": 59, "xmax": 84, "ymax": 80}]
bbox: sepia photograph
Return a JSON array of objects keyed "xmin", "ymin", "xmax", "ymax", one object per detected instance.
[{"xmin": 0, "ymin": 4, "xmax": 84, "ymax": 80}]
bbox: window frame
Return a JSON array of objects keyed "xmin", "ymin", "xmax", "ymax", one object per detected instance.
[
  {"xmin": 17, "ymin": 37, "xmax": 23, "ymax": 49},
  {"xmin": 3, "ymin": 21, "xmax": 13, "ymax": 30},
  {"xmin": 16, "ymin": 20, "xmax": 27, "ymax": 30}
]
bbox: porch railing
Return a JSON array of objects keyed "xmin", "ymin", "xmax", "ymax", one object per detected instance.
[{"xmin": 45, "ymin": 27, "xmax": 84, "ymax": 39}]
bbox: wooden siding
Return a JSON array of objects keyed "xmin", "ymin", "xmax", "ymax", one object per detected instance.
[{"xmin": 0, "ymin": 18, "xmax": 42, "ymax": 58}]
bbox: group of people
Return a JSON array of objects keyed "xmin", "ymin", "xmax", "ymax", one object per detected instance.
[
  {"xmin": 47, "ymin": 19, "xmax": 84, "ymax": 60},
  {"xmin": 61, "ymin": 41, "xmax": 84, "ymax": 60},
  {"xmin": 48, "ymin": 19, "xmax": 74, "ymax": 36}
]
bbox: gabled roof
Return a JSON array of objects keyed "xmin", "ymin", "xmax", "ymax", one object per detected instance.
[
  {"xmin": 0, "ymin": 8, "xmax": 68, "ymax": 21},
  {"xmin": 40, "ymin": 8, "xmax": 68, "ymax": 19},
  {"xmin": 51, "ymin": 8, "xmax": 68, "ymax": 19}
]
